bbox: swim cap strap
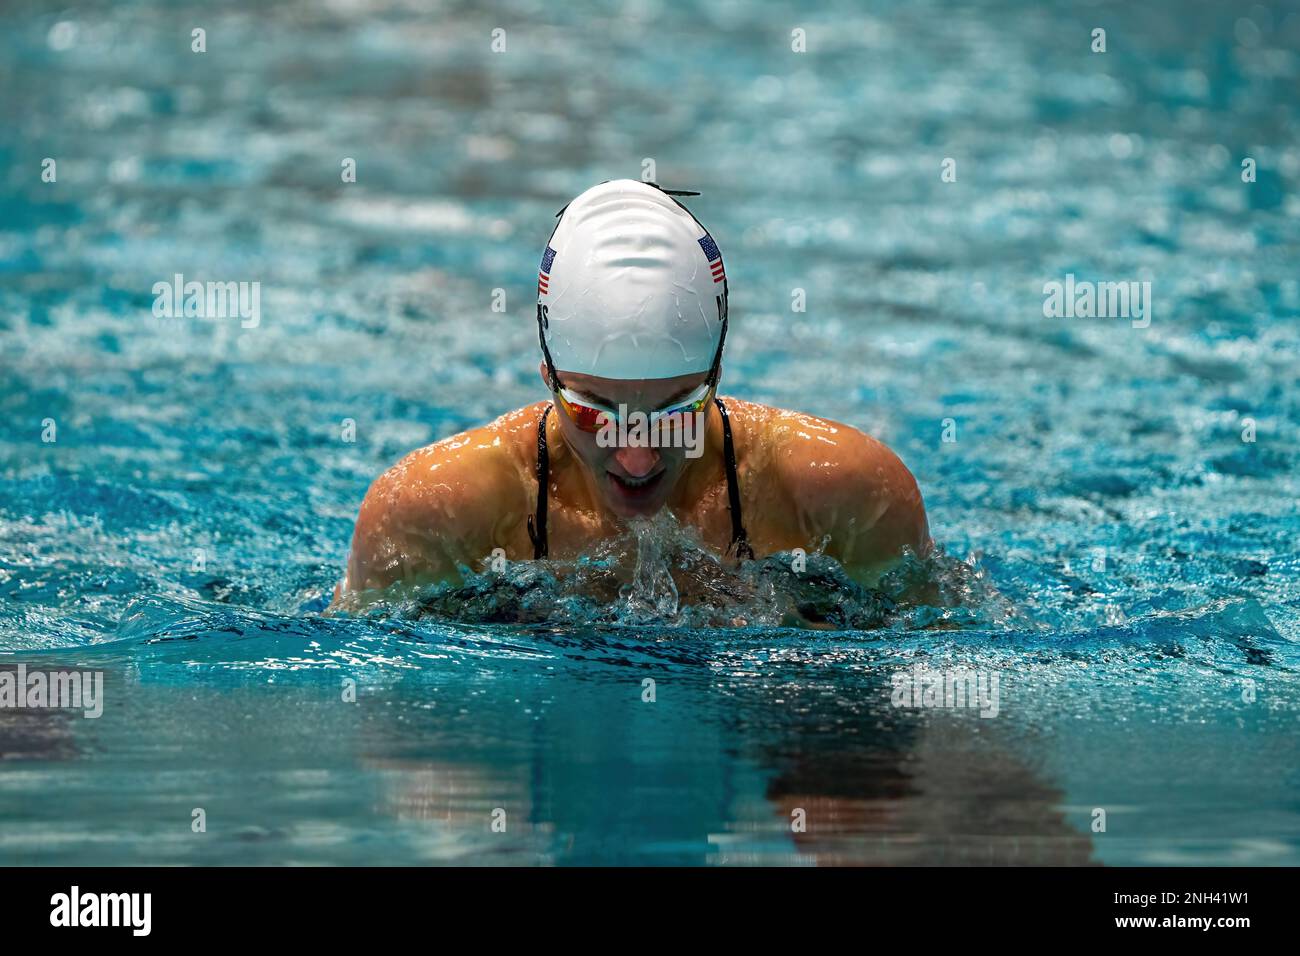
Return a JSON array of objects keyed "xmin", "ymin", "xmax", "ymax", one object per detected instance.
[
  {"xmin": 643, "ymin": 182, "xmax": 700, "ymax": 197},
  {"xmin": 554, "ymin": 183, "xmax": 700, "ymax": 216}
]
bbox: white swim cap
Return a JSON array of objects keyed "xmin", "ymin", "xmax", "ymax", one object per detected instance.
[{"xmin": 536, "ymin": 179, "xmax": 728, "ymax": 382}]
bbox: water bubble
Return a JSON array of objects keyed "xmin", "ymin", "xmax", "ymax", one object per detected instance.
[
  {"xmin": 1234, "ymin": 18, "xmax": 1261, "ymax": 48},
  {"xmin": 47, "ymin": 20, "xmax": 78, "ymax": 51}
]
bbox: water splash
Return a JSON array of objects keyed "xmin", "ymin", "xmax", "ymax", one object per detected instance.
[
  {"xmin": 362, "ymin": 512, "xmax": 1009, "ymax": 632},
  {"xmin": 619, "ymin": 515, "xmax": 682, "ymax": 620}
]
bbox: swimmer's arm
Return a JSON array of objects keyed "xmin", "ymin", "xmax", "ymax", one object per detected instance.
[
  {"xmin": 776, "ymin": 418, "xmax": 931, "ymax": 588},
  {"xmin": 331, "ymin": 442, "xmax": 524, "ymax": 609}
]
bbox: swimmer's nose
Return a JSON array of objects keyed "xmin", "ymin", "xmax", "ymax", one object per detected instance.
[{"xmin": 613, "ymin": 444, "xmax": 660, "ymax": 478}]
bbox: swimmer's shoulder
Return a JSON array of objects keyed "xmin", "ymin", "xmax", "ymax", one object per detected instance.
[
  {"xmin": 723, "ymin": 397, "xmax": 931, "ymax": 563},
  {"xmin": 718, "ymin": 397, "xmax": 903, "ymax": 478},
  {"xmin": 367, "ymin": 401, "xmax": 544, "ymax": 504},
  {"xmin": 343, "ymin": 403, "xmax": 547, "ymax": 592}
]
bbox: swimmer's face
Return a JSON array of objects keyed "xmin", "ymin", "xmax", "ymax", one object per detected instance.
[{"xmin": 541, "ymin": 365, "xmax": 711, "ymax": 519}]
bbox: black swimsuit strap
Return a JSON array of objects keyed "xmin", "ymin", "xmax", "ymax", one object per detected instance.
[
  {"xmin": 714, "ymin": 397, "xmax": 754, "ymax": 560},
  {"xmin": 526, "ymin": 404, "xmax": 551, "ymax": 559},
  {"xmin": 526, "ymin": 398, "xmax": 751, "ymax": 561}
]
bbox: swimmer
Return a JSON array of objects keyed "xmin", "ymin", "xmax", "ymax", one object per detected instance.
[{"xmin": 333, "ymin": 180, "xmax": 930, "ymax": 606}]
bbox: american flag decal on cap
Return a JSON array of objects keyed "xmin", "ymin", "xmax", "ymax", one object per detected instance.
[
  {"xmin": 538, "ymin": 245, "xmax": 557, "ymax": 295},
  {"xmin": 698, "ymin": 235, "xmax": 725, "ymax": 283}
]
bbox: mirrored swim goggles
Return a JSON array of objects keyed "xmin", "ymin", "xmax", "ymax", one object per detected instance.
[{"xmin": 554, "ymin": 379, "xmax": 716, "ymax": 435}]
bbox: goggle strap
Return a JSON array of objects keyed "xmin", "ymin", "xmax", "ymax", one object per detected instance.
[{"xmin": 537, "ymin": 303, "xmax": 562, "ymax": 391}]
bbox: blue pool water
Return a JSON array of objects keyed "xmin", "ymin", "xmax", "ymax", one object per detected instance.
[{"xmin": 2, "ymin": 0, "xmax": 1298, "ymax": 865}]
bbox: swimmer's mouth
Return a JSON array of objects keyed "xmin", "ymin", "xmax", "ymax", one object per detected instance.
[{"xmin": 607, "ymin": 469, "xmax": 665, "ymax": 498}]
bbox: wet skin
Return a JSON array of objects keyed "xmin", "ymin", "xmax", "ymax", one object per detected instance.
[{"xmin": 333, "ymin": 367, "xmax": 931, "ymax": 606}]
